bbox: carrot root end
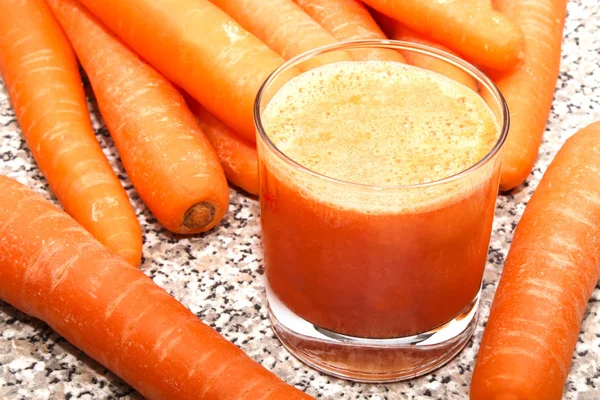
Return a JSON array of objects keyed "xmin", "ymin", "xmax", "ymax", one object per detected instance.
[{"xmin": 183, "ymin": 202, "xmax": 216, "ymax": 230}]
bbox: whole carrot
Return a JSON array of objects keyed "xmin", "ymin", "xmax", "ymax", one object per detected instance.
[
  {"xmin": 76, "ymin": 0, "xmax": 287, "ymax": 143},
  {"xmin": 0, "ymin": 0, "xmax": 141, "ymax": 265},
  {"xmin": 471, "ymin": 122, "xmax": 600, "ymax": 400},
  {"xmin": 210, "ymin": 0, "xmax": 351, "ymax": 71},
  {"xmin": 362, "ymin": 0, "xmax": 524, "ymax": 71},
  {"xmin": 186, "ymin": 98, "xmax": 259, "ymax": 196},
  {"xmin": 48, "ymin": 0, "xmax": 229, "ymax": 234},
  {"xmin": 491, "ymin": 0, "xmax": 567, "ymax": 190},
  {"xmin": 373, "ymin": 11, "xmax": 478, "ymax": 92},
  {"xmin": 291, "ymin": 0, "xmax": 404, "ymax": 62},
  {"xmin": 0, "ymin": 175, "xmax": 312, "ymax": 400}
]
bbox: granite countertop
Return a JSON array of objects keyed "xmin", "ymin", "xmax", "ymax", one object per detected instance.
[{"xmin": 1, "ymin": 1, "xmax": 600, "ymax": 399}]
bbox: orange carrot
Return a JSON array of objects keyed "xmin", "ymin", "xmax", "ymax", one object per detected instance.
[
  {"xmin": 0, "ymin": 175, "xmax": 312, "ymax": 400},
  {"xmin": 47, "ymin": 0, "xmax": 229, "ymax": 234},
  {"xmin": 361, "ymin": 0, "xmax": 524, "ymax": 71},
  {"xmin": 0, "ymin": 0, "xmax": 141, "ymax": 265},
  {"xmin": 210, "ymin": 0, "xmax": 351, "ymax": 70},
  {"xmin": 373, "ymin": 12, "xmax": 478, "ymax": 92},
  {"xmin": 471, "ymin": 122, "xmax": 600, "ymax": 400},
  {"xmin": 186, "ymin": 98, "xmax": 259, "ymax": 196},
  {"xmin": 490, "ymin": 0, "xmax": 567, "ymax": 190},
  {"xmin": 292, "ymin": 0, "xmax": 405, "ymax": 62},
  {"xmin": 76, "ymin": 0, "xmax": 287, "ymax": 143}
]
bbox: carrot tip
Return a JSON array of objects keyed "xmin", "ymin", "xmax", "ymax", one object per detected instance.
[{"xmin": 183, "ymin": 202, "xmax": 216, "ymax": 230}]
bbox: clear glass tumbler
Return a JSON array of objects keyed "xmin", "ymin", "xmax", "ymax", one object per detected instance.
[{"xmin": 254, "ymin": 40, "xmax": 509, "ymax": 382}]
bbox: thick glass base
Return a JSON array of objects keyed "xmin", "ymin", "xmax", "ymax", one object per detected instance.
[{"xmin": 267, "ymin": 286, "xmax": 479, "ymax": 383}]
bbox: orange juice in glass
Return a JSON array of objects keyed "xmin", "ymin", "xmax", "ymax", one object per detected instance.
[{"xmin": 254, "ymin": 41, "xmax": 508, "ymax": 382}]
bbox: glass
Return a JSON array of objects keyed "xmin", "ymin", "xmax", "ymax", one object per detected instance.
[{"xmin": 254, "ymin": 40, "xmax": 509, "ymax": 382}]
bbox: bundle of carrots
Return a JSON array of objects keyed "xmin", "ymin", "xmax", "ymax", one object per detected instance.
[
  {"xmin": 0, "ymin": 0, "xmax": 567, "ymax": 253},
  {"xmin": 0, "ymin": 0, "xmax": 587, "ymax": 398}
]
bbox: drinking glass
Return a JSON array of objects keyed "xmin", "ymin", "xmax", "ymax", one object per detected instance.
[{"xmin": 254, "ymin": 40, "xmax": 509, "ymax": 382}]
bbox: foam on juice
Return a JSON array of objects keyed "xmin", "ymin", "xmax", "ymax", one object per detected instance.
[{"xmin": 260, "ymin": 61, "xmax": 500, "ymax": 213}]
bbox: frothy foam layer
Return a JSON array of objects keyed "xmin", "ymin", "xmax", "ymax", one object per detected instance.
[{"xmin": 262, "ymin": 61, "xmax": 499, "ymax": 187}]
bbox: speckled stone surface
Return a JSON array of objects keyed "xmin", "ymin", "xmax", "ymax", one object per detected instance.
[{"xmin": 1, "ymin": 1, "xmax": 600, "ymax": 399}]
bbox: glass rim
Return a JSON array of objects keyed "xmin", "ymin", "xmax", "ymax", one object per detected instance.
[{"xmin": 253, "ymin": 39, "xmax": 510, "ymax": 191}]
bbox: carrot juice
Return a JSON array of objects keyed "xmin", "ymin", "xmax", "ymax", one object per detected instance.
[{"xmin": 255, "ymin": 42, "xmax": 508, "ymax": 381}]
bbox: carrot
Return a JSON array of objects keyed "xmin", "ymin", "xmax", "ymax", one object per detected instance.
[
  {"xmin": 0, "ymin": 175, "xmax": 312, "ymax": 400},
  {"xmin": 186, "ymin": 98, "xmax": 259, "ymax": 196},
  {"xmin": 0, "ymin": 0, "xmax": 141, "ymax": 265},
  {"xmin": 47, "ymin": 0, "xmax": 229, "ymax": 234},
  {"xmin": 490, "ymin": 0, "xmax": 567, "ymax": 190},
  {"xmin": 471, "ymin": 122, "xmax": 600, "ymax": 400},
  {"xmin": 373, "ymin": 11, "xmax": 478, "ymax": 92},
  {"xmin": 361, "ymin": 0, "xmax": 524, "ymax": 71},
  {"xmin": 291, "ymin": 0, "xmax": 404, "ymax": 62},
  {"xmin": 75, "ymin": 0, "xmax": 287, "ymax": 143},
  {"xmin": 209, "ymin": 0, "xmax": 351, "ymax": 71}
]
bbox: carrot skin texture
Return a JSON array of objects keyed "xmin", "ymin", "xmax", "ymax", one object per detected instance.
[
  {"xmin": 75, "ymin": 0, "xmax": 287, "ymax": 143},
  {"xmin": 471, "ymin": 122, "xmax": 600, "ymax": 400},
  {"xmin": 210, "ymin": 0, "xmax": 351, "ymax": 70},
  {"xmin": 0, "ymin": 175, "xmax": 312, "ymax": 400},
  {"xmin": 186, "ymin": 98, "xmax": 259, "ymax": 196},
  {"xmin": 0, "ymin": 0, "xmax": 141, "ymax": 265},
  {"xmin": 373, "ymin": 12, "xmax": 478, "ymax": 92},
  {"xmin": 491, "ymin": 0, "xmax": 567, "ymax": 190},
  {"xmin": 292, "ymin": 0, "xmax": 405, "ymax": 62},
  {"xmin": 361, "ymin": 0, "xmax": 524, "ymax": 71},
  {"xmin": 47, "ymin": 0, "xmax": 229, "ymax": 234}
]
